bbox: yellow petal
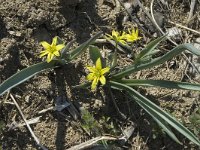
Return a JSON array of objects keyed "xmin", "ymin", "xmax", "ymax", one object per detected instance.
[
  {"xmin": 53, "ymin": 51, "xmax": 60, "ymax": 57},
  {"xmin": 101, "ymin": 67, "xmax": 110, "ymax": 75},
  {"xmin": 86, "ymin": 73, "xmax": 95, "ymax": 81},
  {"xmin": 56, "ymin": 44, "xmax": 65, "ymax": 51},
  {"xmin": 119, "ymin": 40, "xmax": 126, "ymax": 45},
  {"xmin": 136, "ymin": 29, "xmax": 138, "ymax": 36},
  {"xmin": 127, "ymin": 28, "xmax": 130, "ymax": 34},
  {"xmin": 52, "ymin": 36, "xmax": 58, "ymax": 46},
  {"xmin": 47, "ymin": 53, "xmax": 54, "ymax": 63},
  {"xmin": 99, "ymin": 75, "xmax": 106, "ymax": 85},
  {"xmin": 47, "ymin": 54, "xmax": 51, "ymax": 63},
  {"xmin": 132, "ymin": 29, "xmax": 136, "ymax": 34},
  {"xmin": 112, "ymin": 30, "xmax": 118, "ymax": 37},
  {"xmin": 95, "ymin": 58, "xmax": 102, "ymax": 70},
  {"xmin": 122, "ymin": 31, "xmax": 126, "ymax": 37},
  {"xmin": 39, "ymin": 51, "xmax": 48, "ymax": 57},
  {"xmin": 40, "ymin": 41, "xmax": 51, "ymax": 49},
  {"xmin": 112, "ymin": 30, "xmax": 116, "ymax": 36},
  {"xmin": 91, "ymin": 77, "xmax": 98, "ymax": 90},
  {"xmin": 87, "ymin": 66, "xmax": 96, "ymax": 73}
]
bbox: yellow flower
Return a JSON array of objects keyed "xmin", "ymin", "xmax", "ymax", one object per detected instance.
[
  {"xmin": 86, "ymin": 58, "xmax": 110, "ymax": 90},
  {"xmin": 106, "ymin": 30, "xmax": 127, "ymax": 45},
  {"xmin": 125, "ymin": 28, "xmax": 141, "ymax": 43},
  {"xmin": 39, "ymin": 37, "xmax": 65, "ymax": 63}
]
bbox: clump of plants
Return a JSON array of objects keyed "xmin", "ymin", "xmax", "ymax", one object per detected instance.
[
  {"xmin": 78, "ymin": 29, "xmax": 200, "ymax": 146},
  {"xmin": 0, "ymin": 28, "xmax": 200, "ymax": 148}
]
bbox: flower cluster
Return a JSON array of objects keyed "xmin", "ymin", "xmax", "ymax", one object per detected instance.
[
  {"xmin": 86, "ymin": 58, "xmax": 110, "ymax": 90},
  {"xmin": 106, "ymin": 30, "xmax": 127, "ymax": 45},
  {"xmin": 106, "ymin": 28, "xmax": 141, "ymax": 45},
  {"xmin": 40, "ymin": 37, "xmax": 65, "ymax": 63}
]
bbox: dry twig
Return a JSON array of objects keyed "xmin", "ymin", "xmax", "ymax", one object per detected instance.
[
  {"xmin": 67, "ymin": 135, "xmax": 118, "ymax": 150},
  {"xmin": 135, "ymin": 0, "xmax": 161, "ymax": 34},
  {"xmin": 150, "ymin": 0, "xmax": 200, "ymax": 74},
  {"xmin": 10, "ymin": 93, "xmax": 47, "ymax": 150},
  {"xmin": 168, "ymin": 21, "xmax": 200, "ymax": 35},
  {"xmin": 117, "ymin": 0, "xmax": 151, "ymax": 36},
  {"xmin": 187, "ymin": 0, "xmax": 197, "ymax": 24}
]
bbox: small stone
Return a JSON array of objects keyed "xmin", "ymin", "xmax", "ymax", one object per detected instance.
[
  {"xmin": 25, "ymin": 95, "xmax": 31, "ymax": 103},
  {"xmin": 8, "ymin": 31, "xmax": 15, "ymax": 35},
  {"xmin": 166, "ymin": 27, "xmax": 182, "ymax": 37},
  {"xmin": 194, "ymin": 43, "xmax": 200, "ymax": 50},
  {"xmin": 195, "ymin": 37, "xmax": 200, "ymax": 43},
  {"xmin": 15, "ymin": 32, "xmax": 22, "ymax": 37}
]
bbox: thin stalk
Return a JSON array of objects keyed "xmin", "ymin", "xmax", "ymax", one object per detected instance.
[{"xmin": 10, "ymin": 94, "xmax": 47, "ymax": 150}]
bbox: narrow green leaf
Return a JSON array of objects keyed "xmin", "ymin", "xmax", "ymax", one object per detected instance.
[
  {"xmin": 117, "ymin": 79, "xmax": 200, "ymax": 91},
  {"xmin": 135, "ymin": 35, "xmax": 166, "ymax": 63},
  {"xmin": 105, "ymin": 37, "xmax": 132, "ymax": 53},
  {"xmin": 57, "ymin": 37, "xmax": 64, "ymax": 45},
  {"xmin": 108, "ymin": 51, "xmax": 117, "ymax": 70},
  {"xmin": 108, "ymin": 80, "xmax": 200, "ymax": 146},
  {"xmin": 0, "ymin": 62, "xmax": 56, "ymax": 96},
  {"xmin": 131, "ymin": 93, "xmax": 181, "ymax": 144},
  {"xmin": 113, "ymin": 43, "xmax": 200, "ymax": 79},
  {"xmin": 60, "ymin": 39, "xmax": 76, "ymax": 58},
  {"xmin": 69, "ymin": 32, "xmax": 103, "ymax": 61},
  {"xmin": 89, "ymin": 45, "xmax": 102, "ymax": 64},
  {"xmin": 110, "ymin": 82, "xmax": 180, "ymax": 143},
  {"xmin": 139, "ymin": 49, "xmax": 160, "ymax": 63}
]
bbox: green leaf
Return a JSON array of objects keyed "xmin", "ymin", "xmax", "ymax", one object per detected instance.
[
  {"xmin": 117, "ymin": 79, "xmax": 200, "ymax": 91},
  {"xmin": 68, "ymin": 32, "xmax": 103, "ymax": 61},
  {"xmin": 108, "ymin": 51, "xmax": 117, "ymax": 70},
  {"xmin": 135, "ymin": 35, "xmax": 166, "ymax": 63},
  {"xmin": 108, "ymin": 80, "xmax": 200, "ymax": 146},
  {"xmin": 105, "ymin": 38, "xmax": 132, "ymax": 53},
  {"xmin": 89, "ymin": 45, "xmax": 102, "ymax": 64},
  {"xmin": 60, "ymin": 39, "xmax": 76, "ymax": 58},
  {"xmin": 0, "ymin": 62, "xmax": 56, "ymax": 96},
  {"xmin": 113, "ymin": 43, "xmax": 200, "ymax": 79},
  {"xmin": 56, "ymin": 36, "xmax": 64, "ymax": 44},
  {"xmin": 138, "ymin": 49, "xmax": 160, "ymax": 64},
  {"xmin": 130, "ymin": 93, "xmax": 181, "ymax": 144}
]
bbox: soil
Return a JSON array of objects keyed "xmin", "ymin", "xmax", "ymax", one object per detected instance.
[{"xmin": 0, "ymin": 0, "xmax": 200, "ymax": 149}]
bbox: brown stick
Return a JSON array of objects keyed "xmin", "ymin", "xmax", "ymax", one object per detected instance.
[
  {"xmin": 10, "ymin": 93, "xmax": 47, "ymax": 150},
  {"xmin": 67, "ymin": 136, "xmax": 118, "ymax": 150}
]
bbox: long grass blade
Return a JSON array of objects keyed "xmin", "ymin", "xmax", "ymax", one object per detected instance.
[
  {"xmin": 108, "ymin": 80, "xmax": 200, "ymax": 146},
  {"xmin": 89, "ymin": 45, "xmax": 102, "ymax": 64},
  {"xmin": 0, "ymin": 62, "xmax": 55, "ymax": 96},
  {"xmin": 135, "ymin": 35, "xmax": 166, "ymax": 63},
  {"xmin": 113, "ymin": 43, "xmax": 200, "ymax": 79},
  {"xmin": 117, "ymin": 79, "xmax": 200, "ymax": 91},
  {"xmin": 130, "ymin": 93, "xmax": 181, "ymax": 144}
]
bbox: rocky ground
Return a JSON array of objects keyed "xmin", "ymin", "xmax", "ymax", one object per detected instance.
[{"xmin": 0, "ymin": 0, "xmax": 200, "ymax": 149}]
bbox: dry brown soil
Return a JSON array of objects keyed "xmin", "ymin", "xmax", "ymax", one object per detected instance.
[{"xmin": 0, "ymin": 0, "xmax": 200, "ymax": 149}]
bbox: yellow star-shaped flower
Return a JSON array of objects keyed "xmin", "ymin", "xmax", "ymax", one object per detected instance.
[
  {"xmin": 106, "ymin": 30, "xmax": 127, "ymax": 45},
  {"xmin": 125, "ymin": 28, "xmax": 141, "ymax": 43},
  {"xmin": 39, "ymin": 37, "xmax": 65, "ymax": 63},
  {"xmin": 87, "ymin": 58, "xmax": 110, "ymax": 90}
]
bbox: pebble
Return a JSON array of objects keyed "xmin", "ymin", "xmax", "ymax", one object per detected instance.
[
  {"xmin": 25, "ymin": 95, "xmax": 31, "ymax": 103},
  {"xmin": 195, "ymin": 37, "xmax": 200, "ymax": 43},
  {"xmin": 8, "ymin": 31, "xmax": 22, "ymax": 37},
  {"xmin": 166, "ymin": 27, "xmax": 182, "ymax": 37}
]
